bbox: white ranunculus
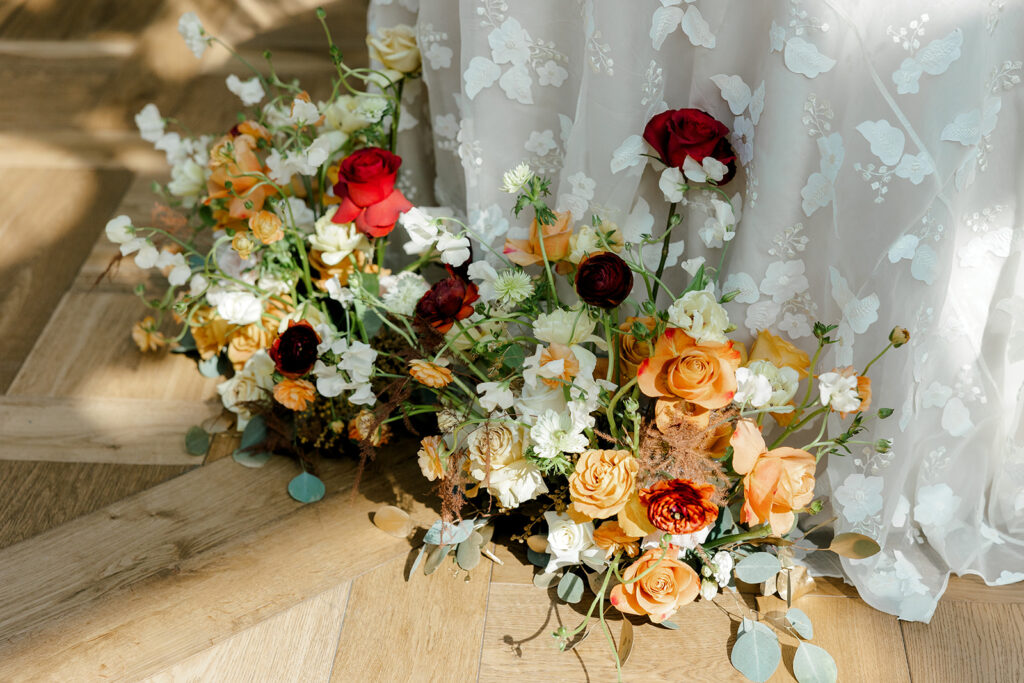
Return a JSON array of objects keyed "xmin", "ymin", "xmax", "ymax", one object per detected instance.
[
  {"xmin": 216, "ymin": 291, "xmax": 262, "ymax": 325},
  {"xmin": 226, "ymin": 74, "xmax": 265, "ymax": 106},
  {"xmin": 543, "ymin": 511, "xmax": 605, "ymax": 573},
  {"xmin": 308, "ymin": 214, "xmax": 370, "ymax": 265},
  {"xmin": 105, "ymin": 215, "xmax": 133, "ymax": 244},
  {"xmin": 667, "ymin": 290, "xmax": 731, "ymax": 344},
  {"xmin": 533, "ymin": 307, "xmax": 602, "ymax": 347},
  {"xmin": 489, "ymin": 459, "xmax": 548, "ymax": 509},
  {"xmin": 819, "ymin": 371, "xmax": 861, "ymax": 413},
  {"xmin": 467, "ymin": 423, "xmax": 523, "ymax": 480},
  {"xmin": 177, "ymin": 12, "xmax": 208, "ymax": 58},
  {"xmin": 217, "ymin": 351, "xmax": 274, "ymax": 429},
  {"xmin": 135, "ymin": 103, "xmax": 164, "ymax": 143}
]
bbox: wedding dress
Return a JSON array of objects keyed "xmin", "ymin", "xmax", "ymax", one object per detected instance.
[{"xmin": 366, "ymin": 0, "xmax": 1024, "ymax": 621}]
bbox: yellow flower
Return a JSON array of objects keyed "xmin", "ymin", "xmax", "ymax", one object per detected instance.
[
  {"xmin": 132, "ymin": 316, "xmax": 165, "ymax": 352},
  {"xmin": 367, "ymin": 25, "xmax": 421, "ymax": 74},
  {"xmin": 227, "ymin": 323, "xmax": 272, "ymax": 370},
  {"xmin": 593, "ymin": 520, "xmax": 641, "ymax": 558},
  {"xmin": 568, "ymin": 449, "xmax": 638, "ymax": 520},
  {"xmin": 232, "ymin": 231, "xmax": 258, "ymax": 260},
  {"xmin": 408, "ymin": 359, "xmax": 453, "ymax": 388},
  {"xmin": 250, "ymin": 210, "xmax": 284, "ymax": 244},
  {"xmin": 190, "ymin": 307, "xmax": 233, "ymax": 360},
  {"xmin": 749, "ymin": 329, "xmax": 811, "ymax": 378}
]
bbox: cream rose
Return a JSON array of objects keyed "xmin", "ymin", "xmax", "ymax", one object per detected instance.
[
  {"xmin": 467, "ymin": 423, "xmax": 523, "ymax": 481},
  {"xmin": 217, "ymin": 351, "xmax": 274, "ymax": 429},
  {"xmin": 667, "ymin": 290, "xmax": 730, "ymax": 345},
  {"xmin": 488, "ymin": 458, "xmax": 548, "ymax": 509},
  {"xmin": 367, "ymin": 25, "xmax": 421, "ymax": 74},
  {"xmin": 308, "ymin": 214, "xmax": 370, "ymax": 266},
  {"xmin": 543, "ymin": 511, "xmax": 605, "ymax": 573}
]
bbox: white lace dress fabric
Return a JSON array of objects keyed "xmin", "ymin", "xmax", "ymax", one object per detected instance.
[{"xmin": 367, "ymin": 0, "xmax": 1024, "ymax": 621}]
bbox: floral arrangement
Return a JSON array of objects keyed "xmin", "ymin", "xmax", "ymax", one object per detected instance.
[{"xmin": 105, "ymin": 10, "xmax": 907, "ymax": 682}]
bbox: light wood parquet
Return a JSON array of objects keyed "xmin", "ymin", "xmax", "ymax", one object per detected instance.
[{"xmin": 0, "ymin": 1, "xmax": 1022, "ymax": 681}]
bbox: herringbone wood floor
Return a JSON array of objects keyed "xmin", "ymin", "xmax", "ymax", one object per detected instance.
[{"xmin": 0, "ymin": 1, "xmax": 1022, "ymax": 681}]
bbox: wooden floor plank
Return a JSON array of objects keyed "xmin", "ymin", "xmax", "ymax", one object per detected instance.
[
  {"xmin": 943, "ymin": 573, "xmax": 1024, "ymax": 603},
  {"xmin": 0, "ymin": 396, "xmax": 220, "ymax": 465},
  {"xmin": 0, "ymin": 459, "xmax": 192, "ymax": 549},
  {"xmin": 901, "ymin": 601, "xmax": 1024, "ymax": 682},
  {"xmin": 0, "ymin": 167, "xmax": 131, "ymax": 392},
  {"xmin": 331, "ymin": 552, "xmax": 492, "ymax": 682},
  {"xmin": 0, "ymin": 443, "xmax": 437, "ymax": 681},
  {"xmin": 144, "ymin": 582, "xmax": 350, "ymax": 683}
]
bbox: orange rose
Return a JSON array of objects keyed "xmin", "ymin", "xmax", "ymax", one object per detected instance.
[
  {"xmin": 619, "ymin": 316, "xmax": 657, "ymax": 381},
  {"xmin": 273, "ymin": 378, "xmax": 316, "ymax": 411},
  {"xmin": 503, "ymin": 211, "xmax": 573, "ymax": 266},
  {"xmin": 593, "ymin": 520, "xmax": 641, "ymax": 558},
  {"xmin": 190, "ymin": 307, "xmax": 233, "ymax": 360},
  {"xmin": 408, "ymin": 359, "xmax": 454, "ymax": 388},
  {"xmin": 640, "ymin": 479, "xmax": 718, "ymax": 534},
  {"xmin": 749, "ymin": 329, "xmax": 811, "ymax": 379},
  {"xmin": 638, "ymin": 328, "xmax": 741, "ymax": 410},
  {"xmin": 250, "ymin": 210, "xmax": 284, "ymax": 244},
  {"xmin": 227, "ymin": 323, "xmax": 272, "ymax": 370},
  {"xmin": 730, "ymin": 419, "xmax": 816, "ymax": 535},
  {"xmin": 610, "ymin": 547, "xmax": 701, "ymax": 623},
  {"xmin": 568, "ymin": 450, "xmax": 638, "ymax": 520},
  {"xmin": 348, "ymin": 409, "xmax": 392, "ymax": 446},
  {"xmin": 132, "ymin": 316, "xmax": 165, "ymax": 352}
]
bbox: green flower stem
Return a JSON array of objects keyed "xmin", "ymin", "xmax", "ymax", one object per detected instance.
[
  {"xmin": 860, "ymin": 342, "xmax": 893, "ymax": 377},
  {"xmin": 702, "ymin": 524, "xmax": 772, "ymax": 551},
  {"xmin": 605, "ymin": 376, "xmax": 639, "ymax": 444},
  {"xmin": 389, "ymin": 79, "xmax": 404, "ymax": 153},
  {"xmin": 769, "ymin": 405, "xmax": 828, "ymax": 450},
  {"xmin": 650, "ymin": 201, "xmax": 679, "ymax": 303},
  {"xmin": 533, "ymin": 211, "xmax": 560, "ymax": 310},
  {"xmin": 210, "ymin": 37, "xmax": 266, "ymax": 86}
]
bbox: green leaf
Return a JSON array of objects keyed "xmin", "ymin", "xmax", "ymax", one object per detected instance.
[
  {"xmin": 828, "ymin": 532, "xmax": 881, "ymax": 559},
  {"xmin": 730, "ymin": 619, "xmax": 781, "ymax": 683},
  {"xmin": 423, "ymin": 544, "xmax": 452, "ymax": 575},
  {"xmin": 786, "ymin": 607, "xmax": 814, "ymax": 639},
  {"xmin": 533, "ymin": 571, "xmax": 559, "ymax": 589},
  {"xmin": 456, "ymin": 532, "xmax": 484, "ymax": 571},
  {"xmin": 361, "ymin": 309, "xmax": 383, "ymax": 338},
  {"xmin": 501, "ymin": 344, "xmax": 525, "ymax": 370},
  {"xmin": 683, "ymin": 264, "xmax": 707, "ymax": 294},
  {"xmin": 707, "ymin": 503, "xmax": 735, "ymax": 542},
  {"xmin": 184, "ymin": 427, "xmax": 210, "ymax": 456},
  {"xmin": 232, "ymin": 450, "xmax": 273, "ymax": 468},
  {"xmin": 659, "ymin": 620, "xmax": 681, "ymax": 630},
  {"xmin": 407, "ymin": 544, "xmax": 427, "ymax": 580},
  {"xmin": 734, "ymin": 552, "xmax": 782, "ymax": 584},
  {"xmin": 198, "ymin": 355, "xmax": 223, "ymax": 378},
  {"xmin": 556, "ymin": 572, "xmax": 585, "ymax": 604},
  {"xmin": 793, "ymin": 643, "xmax": 838, "ymax": 683},
  {"xmin": 287, "ymin": 472, "xmax": 326, "ymax": 504},
  {"xmin": 423, "ymin": 519, "xmax": 474, "ymax": 546},
  {"xmin": 173, "ymin": 329, "xmax": 197, "ymax": 354},
  {"xmin": 526, "ymin": 548, "xmax": 550, "ymax": 568},
  {"xmin": 239, "ymin": 415, "xmax": 267, "ymax": 452}
]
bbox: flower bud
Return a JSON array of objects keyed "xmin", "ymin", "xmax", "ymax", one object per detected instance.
[
  {"xmin": 889, "ymin": 326, "xmax": 910, "ymax": 347},
  {"xmin": 437, "ymin": 408, "xmax": 461, "ymax": 433},
  {"xmin": 875, "ymin": 438, "xmax": 893, "ymax": 453}
]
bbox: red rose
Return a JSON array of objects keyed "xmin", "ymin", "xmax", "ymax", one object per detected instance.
[
  {"xmin": 268, "ymin": 320, "xmax": 321, "ymax": 378},
  {"xmin": 331, "ymin": 147, "xmax": 413, "ymax": 238},
  {"xmin": 575, "ymin": 252, "xmax": 634, "ymax": 309},
  {"xmin": 643, "ymin": 109, "xmax": 737, "ymax": 184},
  {"xmin": 639, "ymin": 478, "xmax": 719, "ymax": 535},
  {"xmin": 415, "ymin": 268, "xmax": 480, "ymax": 333}
]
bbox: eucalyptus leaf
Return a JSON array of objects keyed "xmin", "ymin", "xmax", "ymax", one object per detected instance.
[
  {"xmin": 730, "ymin": 619, "xmax": 781, "ymax": 683},
  {"xmin": 173, "ymin": 328, "xmax": 197, "ymax": 354},
  {"xmin": 423, "ymin": 544, "xmax": 453, "ymax": 575},
  {"xmin": 476, "ymin": 523, "xmax": 495, "ymax": 546},
  {"xmin": 423, "ymin": 519, "xmax": 475, "ymax": 546},
  {"xmin": 557, "ymin": 572, "xmax": 585, "ymax": 604},
  {"xmin": 239, "ymin": 415, "xmax": 267, "ymax": 452},
  {"xmin": 617, "ymin": 618, "xmax": 634, "ymax": 666},
  {"xmin": 735, "ymin": 552, "xmax": 782, "ymax": 584},
  {"xmin": 526, "ymin": 548, "xmax": 550, "ymax": 568},
  {"xmin": 232, "ymin": 450, "xmax": 273, "ymax": 468},
  {"xmin": 198, "ymin": 355, "xmax": 222, "ymax": 378},
  {"xmin": 184, "ymin": 426, "xmax": 209, "ymax": 456},
  {"xmin": 287, "ymin": 472, "xmax": 326, "ymax": 504},
  {"xmin": 828, "ymin": 532, "xmax": 881, "ymax": 559},
  {"xmin": 793, "ymin": 643, "xmax": 838, "ymax": 683},
  {"xmin": 533, "ymin": 571, "xmax": 559, "ymax": 589},
  {"xmin": 456, "ymin": 532, "xmax": 484, "ymax": 571},
  {"xmin": 408, "ymin": 544, "xmax": 427, "ymax": 580},
  {"xmin": 659, "ymin": 621, "xmax": 681, "ymax": 630},
  {"xmin": 786, "ymin": 608, "xmax": 814, "ymax": 639},
  {"xmin": 708, "ymin": 503, "xmax": 735, "ymax": 541}
]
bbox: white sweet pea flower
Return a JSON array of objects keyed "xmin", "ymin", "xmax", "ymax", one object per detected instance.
[
  {"xmin": 286, "ymin": 98, "xmax": 321, "ymax": 126},
  {"xmin": 215, "ymin": 290, "xmax": 262, "ymax": 325},
  {"xmin": 734, "ymin": 367, "xmax": 773, "ymax": 408},
  {"xmin": 155, "ymin": 132, "xmax": 187, "ymax": 165},
  {"xmin": 533, "ymin": 307, "xmax": 603, "ymax": 347},
  {"xmin": 400, "ymin": 208, "xmax": 442, "ymax": 255},
  {"xmin": 666, "ymin": 290, "xmax": 731, "ymax": 344},
  {"xmin": 500, "ymin": 162, "xmax": 534, "ymax": 194},
  {"xmin": 134, "ymin": 103, "xmax": 164, "ymax": 143},
  {"xmin": 437, "ymin": 232, "xmax": 471, "ymax": 266},
  {"xmin": 177, "ymin": 12, "xmax": 208, "ymax": 59},
  {"xmin": 104, "ymin": 215, "xmax": 133, "ymax": 244},
  {"xmin": 467, "ymin": 261, "xmax": 499, "ymax": 302},
  {"xmin": 120, "ymin": 237, "xmax": 159, "ymax": 269},
  {"xmin": 818, "ymin": 371, "xmax": 862, "ymax": 412},
  {"xmin": 529, "ymin": 401, "xmax": 593, "ymax": 459},
  {"xmin": 477, "ymin": 381, "xmax": 515, "ymax": 412},
  {"xmin": 659, "ymin": 166, "xmax": 686, "ymax": 203},
  {"xmin": 489, "ymin": 459, "xmax": 548, "ymax": 509},
  {"xmin": 167, "ymin": 159, "xmax": 206, "ymax": 204},
  {"xmin": 308, "ymin": 214, "xmax": 370, "ymax": 265},
  {"xmin": 698, "ymin": 197, "xmax": 739, "ymax": 249},
  {"xmin": 225, "ymin": 74, "xmax": 265, "ymax": 106},
  {"xmin": 339, "ymin": 340, "xmax": 378, "ymax": 383},
  {"xmin": 746, "ymin": 360, "xmax": 799, "ymax": 407},
  {"xmin": 189, "ymin": 273, "xmax": 208, "ymax": 297},
  {"xmin": 682, "ymin": 155, "xmax": 727, "ymax": 183},
  {"xmin": 543, "ymin": 511, "xmax": 605, "ymax": 573},
  {"xmin": 155, "ymin": 250, "xmax": 191, "ymax": 286}
]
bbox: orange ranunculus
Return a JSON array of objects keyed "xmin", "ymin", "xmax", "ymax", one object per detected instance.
[
  {"xmin": 639, "ymin": 479, "xmax": 719, "ymax": 535},
  {"xmin": 610, "ymin": 547, "xmax": 701, "ymax": 623},
  {"xmin": 132, "ymin": 316, "xmax": 165, "ymax": 352},
  {"xmin": 273, "ymin": 378, "xmax": 316, "ymax": 411},
  {"xmin": 190, "ymin": 307, "xmax": 234, "ymax": 360},
  {"xmin": 503, "ymin": 211, "xmax": 573, "ymax": 266},
  {"xmin": 749, "ymin": 329, "xmax": 811, "ymax": 379},
  {"xmin": 637, "ymin": 328, "xmax": 741, "ymax": 410},
  {"xmin": 408, "ymin": 359, "xmax": 454, "ymax": 388},
  {"xmin": 538, "ymin": 343, "xmax": 580, "ymax": 389},
  {"xmin": 568, "ymin": 450, "xmax": 638, "ymax": 520},
  {"xmin": 593, "ymin": 520, "xmax": 641, "ymax": 558},
  {"xmin": 730, "ymin": 419, "xmax": 816, "ymax": 535},
  {"xmin": 206, "ymin": 132, "xmax": 273, "ymax": 221},
  {"xmin": 619, "ymin": 316, "xmax": 657, "ymax": 381},
  {"xmin": 227, "ymin": 323, "xmax": 272, "ymax": 370},
  {"xmin": 250, "ymin": 210, "xmax": 284, "ymax": 244},
  {"xmin": 348, "ymin": 409, "xmax": 392, "ymax": 447}
]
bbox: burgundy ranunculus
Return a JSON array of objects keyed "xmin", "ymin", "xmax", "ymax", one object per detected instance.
[
  {"xmin": 268, "ymin": 320, "xmax": 321, "ymax": 378},
  {"xmin": 415, "ymin": 268, "xmax": 480, "ymax": 333},
  {"xmin": 643, "ymin": 108, "xmax": 737, "ymax": 184},
  {"xmin": 575, "ymin": 252, "xmax": 634, "ymax": 309},
  {"xmin": 640, "ymin": 479, "xmax": 719, "ymax": 535},
  {"xmin": 331, "ymin": 147, "xmax": 413, "ymax": 238}
]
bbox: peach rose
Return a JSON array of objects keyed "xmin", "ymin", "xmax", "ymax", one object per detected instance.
[
  {"xmin": 250, "ymin": 210, "xmax": 284, "ymax": 244},
  {"xmin": 619, "ymin": 316, "xmax": 657, "ymax": 381},
  {"xmin": 593, "ymin": 520, "xmax": 641, "ymax": 558},
  {"xmin": 638, "ymin": 328, "xmax": 741, "ymax": 410},
  {"xmin": 730, "ymin": 419, "xmax": 816, "ymax": 535},
  {"xmin": 348, "ymin": 409, "xmax": 392, "ymax": 446},
  {"xmin": 503, "ymin": 211, "xmax": 573, "ymax": 267},
  {"xmin": 227, "ymin": 323, "xmax": 272, "ymax": 370},
  {"xmin": 568, "ymin": 450, "xmax": 638, "ymax": 520},
  {"xmin": 273, "ymin": 378, "xmax": 316, "ymax": 411},
  {"xmin": 610, "ymin": 547, "xmax": 701, "ymax": 623},
  {"xmin": 749, "ymin": 329, "xmax": 811, "ymax": 379},
  {"xmin": 132, "ymin": 316, "xmax": 165, "ymax": 352},
  {"xmin": 190, "ymin": 307, "xmax": 233, "ymax": 360},
  {"xmin": 408, "ymin": 359, "xmax": 453, "ymax": 388}
]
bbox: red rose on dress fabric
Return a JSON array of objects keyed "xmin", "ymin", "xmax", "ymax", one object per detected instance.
[
  {"xmin": 414, "ymin": 267, "xmax": 480, "ymax": 333},
  {"xmin": 643, "ymin": 109, "xmax": 738, "ymax": 184},
  {"xmin": 639, "ymin": 478, "xmax": 719, "ymax": 535},
  {"xmin": 331, "ymin": 147, "xmax": 413, "ymax": 238},
  {"xmin": 268, "ymin": 320, "xmax": 321, "ymax": 378},
  {"xmin": 575, "ymin": 252, "xmax": 634, "ymax": 309}
]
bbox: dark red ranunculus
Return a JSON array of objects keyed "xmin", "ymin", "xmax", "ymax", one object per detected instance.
[
  {"xmin": 415, "ymin": 268, "xmax": 480, "ymax": 333},
  {"xmin": 268, "ymin": 320, "xmax": 321, "ymax": 378},
  {"xmin": 643, "ymin": 108, "xmax": 737, "ymax": 184},
  {"xmin": 575, "ymin": 252, "xmax": 634, "ymax": 309},
  {"xmin": 331, "ymin": 147, "xmax": 413, "ymax": 238},
  {"xmin": 640, "ymin": 479, "xmax": 719, "ymax": 535}
]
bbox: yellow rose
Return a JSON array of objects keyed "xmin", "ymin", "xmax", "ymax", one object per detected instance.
[
  {"xmin": 568, "ymin": 449, "xmax": 638, "ymax": 520},
  {"xmin": 250, "ymin": 210, "xmax": 284, "ymax": 244},
  {"xmin": 367, "ymin": 25, "xmax": 421, "ymax": 74},
  {"xmin": 610, "ymin": 548, "xmax": 701, "ymax": 623}
]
